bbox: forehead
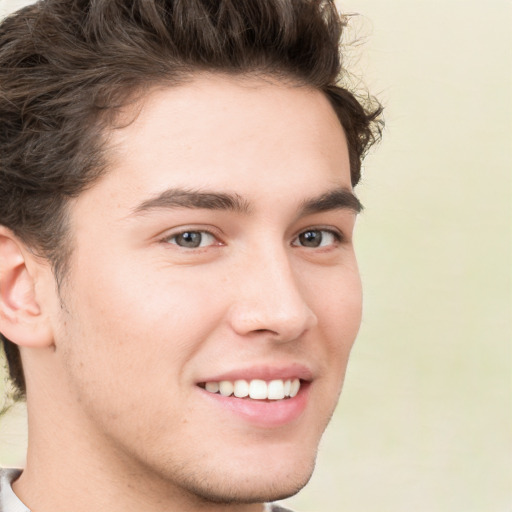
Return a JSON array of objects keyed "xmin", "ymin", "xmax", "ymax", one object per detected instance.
[{"xmin": 77, "ymin": 75, "xmax": 351, "ymax": 217}]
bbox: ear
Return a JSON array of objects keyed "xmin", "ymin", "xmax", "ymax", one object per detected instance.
[{"xmin": 0, "ymin": 227, "xmax": 54, "ymax": 348}]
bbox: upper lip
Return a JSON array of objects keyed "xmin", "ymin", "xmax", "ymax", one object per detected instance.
[{"xmin": 197, "ymin": 363, "xmax": 314, "ymax": 383}]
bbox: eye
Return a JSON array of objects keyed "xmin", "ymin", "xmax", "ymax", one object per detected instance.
[
  {"xmin": 166, "ymin": 230, "xmax": 218, "ymax": 249},
  {"xmin": 292, "ymin": 229, "xmax": 341, "ymax": 248}
]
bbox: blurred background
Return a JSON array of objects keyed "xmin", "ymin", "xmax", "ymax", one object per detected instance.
[{"xmin": 1, "ymin": 0, "xmax": 510, "ymax": 511}]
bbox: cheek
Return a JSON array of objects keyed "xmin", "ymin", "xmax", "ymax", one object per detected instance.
[
  {"xmin": 56, "ymin": 264, "xmax": 228, "ymax": 439},
  {"xmin": 312, "ymin": 266, "xmax": 362, "ymax": 397},
  {"xmin": 59, "ymin": 259, "xmax": 225, "ymax": 390},
  {"xmin": 312, "ymin": 265, "xmax": 363, "ymax": 341},
  {"xmin": 91, "ymin": 278, "xmax": 218, "ymax": 353}
]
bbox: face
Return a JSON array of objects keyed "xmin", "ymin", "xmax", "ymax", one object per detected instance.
[{"xmin": 47, "ymin": 76, "xmax": 362, "ymax": 505}]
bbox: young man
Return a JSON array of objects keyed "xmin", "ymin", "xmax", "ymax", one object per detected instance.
[{"xmin": 0, "ymin": 1, "xmax": 381, "ymax": 511}]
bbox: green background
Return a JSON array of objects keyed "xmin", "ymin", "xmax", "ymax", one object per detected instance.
[{"xmin": 1, "ymin": 0, "xmax": 510, "ymax": 510}]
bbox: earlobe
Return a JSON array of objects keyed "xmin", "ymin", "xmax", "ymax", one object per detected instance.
[{"xmin": 0, "ymin": 228, "xmax": 54, "ymax": 348}]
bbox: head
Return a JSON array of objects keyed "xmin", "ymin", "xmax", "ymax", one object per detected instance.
[{"xmin": 0, "ymin": 0, "xmax": 381, "ymax": 506}]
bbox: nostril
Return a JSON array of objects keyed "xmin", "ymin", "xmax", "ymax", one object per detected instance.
[{"xmin": 227, "ymin": 294, "xmax": 316, "ymax": 341}]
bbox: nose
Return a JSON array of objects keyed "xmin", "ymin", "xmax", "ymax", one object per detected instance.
[{"xmin": 227, "ymin": 248, "xmax": 318, "ymax": 343}]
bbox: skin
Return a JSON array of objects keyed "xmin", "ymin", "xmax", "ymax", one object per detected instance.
[{"xmin": 6, "ymin": 75, "xmax": 362, "ymax": 512}]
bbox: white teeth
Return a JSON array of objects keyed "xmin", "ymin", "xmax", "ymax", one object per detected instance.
[
  {"xmin": 219, "ymin": 381, "xmax": 234, "ymax": 397},
  {"xmin": 249, "ymin": 379, "xmax": 268, "ymax": 399},
  {"xmin": 268, "ymin": 380, "xmax": 285, "ymax": 400},
  {"xmin": 233, "ymin": 379, "xmax": 249, "ymax": 398},
  {"xmin": 290, "ymin": 378, "xmax": 300, "ymax": 398},
  {"xmin": 203, "ymin": 378, "xmax": 301, "ymax": 400}
]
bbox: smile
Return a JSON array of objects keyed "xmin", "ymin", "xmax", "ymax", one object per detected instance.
[{"xmin": 199, "ymin": 378, "xmax": 301, "ymax": 401}]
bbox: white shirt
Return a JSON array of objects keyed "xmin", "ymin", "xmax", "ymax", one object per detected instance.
[{"xmin": 0, "ymin": 469, "xmax": 29, "ymax": 512}]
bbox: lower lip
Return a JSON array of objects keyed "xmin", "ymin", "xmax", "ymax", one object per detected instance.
[{"xmin": 197, "ymin": 382, "xmax": 310, "ymax": 428}]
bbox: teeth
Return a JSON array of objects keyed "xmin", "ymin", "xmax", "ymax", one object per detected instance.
[
  {"xmin": 233, "ymin": 379, "xmax": 249, "ymax": 398},
  {"xmin": 249, "ymin": 379, "xmax": 267, "ymax": 399},
  {"xmin": 268, "ymin": 380, "xmax": 285, "ymax": 400},
  {"xmin": 205, "ymin": 381, "xmax": 219, "ymax": 393},
  {"xmin": 203, "ymin": 378, "xmax": 301, "ymax": 400},
  {"xmin": 219, "ymin": 381, "xmax": 234, "ymax": 397},
  {"xmin": 290, "ymin": 378, "xmax": 300, "ymax": 398}
]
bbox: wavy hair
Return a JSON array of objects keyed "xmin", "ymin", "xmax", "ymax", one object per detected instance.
[{"xmin": 0, "ymin": 0, "xmax": 382, "ymax": 397}]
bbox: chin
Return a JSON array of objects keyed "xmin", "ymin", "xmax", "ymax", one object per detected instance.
[
  {"xmin": 174, "ymin": 448, "xmax": 317, "ymax": 506},
  {"xmin": 184, "ymin": 464, "xmax": 315, "ymax": 505}
]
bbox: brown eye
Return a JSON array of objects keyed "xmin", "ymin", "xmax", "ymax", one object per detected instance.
[
  {"xmin": 299, "ymin": 230, "xmax": 322, "ymax": 247},
  {"xmin": 292, "ymin": 229, "xmax": 340, "ymax": 248}
]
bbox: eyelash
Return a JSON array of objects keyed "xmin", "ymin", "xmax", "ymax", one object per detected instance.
[
  {"xmin": 163, "ymin": 228, "xmax": 343, "ymax": 250},
  {"xmin": 163, "ymin": 230, "xmax": 222, "ymax": 249},
  {"xmin": 291, "ymin": 228, "xmax": 343, "ymax": 249}
]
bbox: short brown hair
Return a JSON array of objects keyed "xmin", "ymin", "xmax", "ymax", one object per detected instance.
[{"xmin": 0, "ymin": 0, "xmax": 382, "ymax": 397}]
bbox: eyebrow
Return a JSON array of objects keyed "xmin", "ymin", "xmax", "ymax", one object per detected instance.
[
  {"xmin": 299, "ymin": 188, "xmax": 363, "ymax": 215},
  {"xmin": 132, "ymin": 188, "xmax": 251, "ymax": 215},
  {"xmin": 130, "ymin": 186, "xmax": 362, "ymax": 217}
]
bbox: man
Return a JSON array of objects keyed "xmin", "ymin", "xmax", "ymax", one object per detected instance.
[{"xmin": 0, "ymin": 1, "xmax": 381, "ymax": 511}]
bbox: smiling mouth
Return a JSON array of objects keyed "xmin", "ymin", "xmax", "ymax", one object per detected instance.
[{"xmin": 198, "ymin": 378, "xmax": 301, "ymax": 401}]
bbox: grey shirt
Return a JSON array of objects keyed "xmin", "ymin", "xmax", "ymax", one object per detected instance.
[{"xmin": 0, "ymin": 468, "xmax": 293, "ymax": 512}]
